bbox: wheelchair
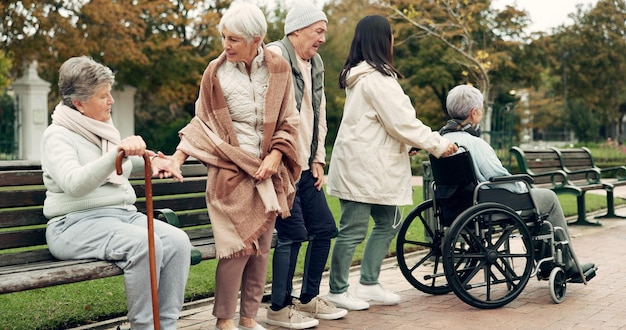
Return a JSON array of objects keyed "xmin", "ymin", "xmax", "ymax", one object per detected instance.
[{"xmin": 396, "ymin": 148, "xmax": 594, "ymax": 309}]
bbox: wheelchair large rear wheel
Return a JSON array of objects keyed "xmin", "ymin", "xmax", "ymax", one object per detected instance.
[
  {"xmin": 442, "ymin": 203, "xmax": 534, "ymax": 309},
  {"xmin": 396, "ymin": 200, "xmax": 451, "ymax": 295},
  {"xmin": 396, "ymin": 200, "xmax": 478, "ymax": 295}
]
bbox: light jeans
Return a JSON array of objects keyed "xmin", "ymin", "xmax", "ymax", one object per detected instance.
[
  {"xmin": 329, "ymin": 200, "xmax": 401, "ymax": 293},
  {"xmin": 46, "ymin": 207, "xmax": 192, "ymax": 330}
]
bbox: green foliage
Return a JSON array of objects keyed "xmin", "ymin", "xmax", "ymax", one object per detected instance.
[
  {"xmin": 0, "ymin": 91, "xmax": 16, "ymax": 158},
  {"xmin": 543, "ymin": 0, "xmax": 626, "ymax": 141},
  {"xmin": 566, "ymin": 98, "xmax": 601, "ymax": 142},
  {"xmin": 0, "ymin": 51, "xmax": 11, "ymax": 88}
]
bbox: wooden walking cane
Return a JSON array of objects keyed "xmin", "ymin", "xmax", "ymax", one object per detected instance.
[{"xmin": 116, "ymin": 150, "xmax": 161, "ymax": 330}]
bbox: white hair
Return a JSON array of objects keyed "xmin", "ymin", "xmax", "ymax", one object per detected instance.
[
  {"xmin": 218, "ymin": 2, "xmax": 267, "ymax": 43},
  {"xmin": 58, "ymin": 56, "xmax": 114, "ymax": 110},
  {"xmin": 446, "ymin": 85, "xmax": 484, "ymax": 120}
]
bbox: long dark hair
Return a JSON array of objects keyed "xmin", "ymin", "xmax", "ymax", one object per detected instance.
[{"xmin": 338, "ymin": 15, "xmax": 403, "ymax": 89}]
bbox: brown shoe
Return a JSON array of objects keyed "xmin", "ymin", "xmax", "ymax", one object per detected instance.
[
  {"xmin": 266, "ymin": 305, "xmax": 319, "ymax": 329},
  {"xmin": 294, "ymin": 296, "xmax": 348, "ymax": 320}
]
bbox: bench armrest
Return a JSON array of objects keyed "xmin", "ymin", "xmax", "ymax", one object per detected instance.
[
  {"xmin": 155, "ymin": 208, "xmax": 202, "ymax": 265},
  {"xmin": 525, "ymin": 170, "xmax": 569, "ymax": 188},
  {"xmin": 564, "ymin": 168, "xmax": 602, "ymax": 184},
  {"xmin": 599, "ymin": 165, "xmax": 626, "ymax": 180},
  {"xmin": 155, "ymin": 208, "xmax": 181, "ymax": 227}
]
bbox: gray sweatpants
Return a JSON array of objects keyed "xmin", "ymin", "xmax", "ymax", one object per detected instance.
[
  {"xmin": 530, "ymin": 188, "xmax": 576, "ymax": 269},
  {"xmin": 46, "ymin": 207, "xmax": 192, "ymax": 330},
  {"xmin": 530, "ymin": 187, "xmax": 571, "ymax": 240}
]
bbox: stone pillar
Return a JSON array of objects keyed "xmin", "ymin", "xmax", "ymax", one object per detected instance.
[
  {"xmin": 111, "ymin": 85, "xmax": 137, "ymax": 138},
  {"xmin": 12, "ymin": 61, "xmax": 51, "ymax": 161}
]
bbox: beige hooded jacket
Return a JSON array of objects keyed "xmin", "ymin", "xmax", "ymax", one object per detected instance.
[{"xmin": 327, "ymin": 61, "xmax": 450, "ymax": 206}]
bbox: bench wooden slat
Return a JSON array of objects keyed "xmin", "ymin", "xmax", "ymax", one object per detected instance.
[
  {"xmin": 0, "ymin": 189, "xmax": 46, "ymax": 208},
  {"xmin": 0, "ymin": 228, "xmax": 47, "ymax": 250},
  {"xmin": 0, "ymin": 260, "xmax": 123, "ymax": 294},
  {"xmin": 0, "ymin": 208, "xmax": 47, "ymax": 228},
  {"xmin": 137, "ymin": 197, "xmax": 208, "ymax": 214},
  {"xmin": 133, "ymin": 177, "xmax": 206, "ymax": 197},
  {"xmin": 0, "ymin": 249, "xmax": 55, "ymax": 267},
  {"xmin": 0, "ymin": 170, "xmax": 44, "ymax": 186},
  {"xmin": 174, "ymin": 212, "xmax": 211, "ymax": 227}
]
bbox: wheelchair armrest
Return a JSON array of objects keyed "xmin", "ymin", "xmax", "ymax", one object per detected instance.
[{"xmin": 489, "ymin": 174, "xmax": 534, "ymax": 185}]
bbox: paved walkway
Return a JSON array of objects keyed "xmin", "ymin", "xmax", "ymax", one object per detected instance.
[{"xmin": 80, "ymin": 185, "xmax": 626, "ymax": 330}]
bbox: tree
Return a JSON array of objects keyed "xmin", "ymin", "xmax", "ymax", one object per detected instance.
[
  {"xmin": 381, "ymin": 0, "xmax": 538, "ymax": 142},
  {"xmin": 0, "ymin": 0, "xmax": 228, "ymax": 151},
  {"xmin": 318, "ymin": 0, "xmax": 384, "ymax": 146},
  {"xmin": 551, "ymin": 0, "xmax": 626, "ymax": 141}
]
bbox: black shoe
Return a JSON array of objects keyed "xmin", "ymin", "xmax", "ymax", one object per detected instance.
[
  {"xmin": 537, "ymin": 261, "xmax": 553, "ymax": 279},
  {"xmin": 568, "ymin": 262, "xmax": 597, "ymax": 283}
]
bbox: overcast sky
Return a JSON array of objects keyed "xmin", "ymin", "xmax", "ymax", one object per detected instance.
[
  {"xmin": 492, "ymin": 0, "xmax": 599, "ymax": 32},
  {"xmin": 261, "ymin": 0, "xmax": 600, "ymax": 34}
]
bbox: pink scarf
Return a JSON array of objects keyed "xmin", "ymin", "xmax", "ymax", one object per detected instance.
[{"xmin": 51, "ymin": 102, "xmax": 124, "ymax": 184}]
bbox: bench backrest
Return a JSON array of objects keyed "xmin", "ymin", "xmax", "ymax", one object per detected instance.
[
  {"xmin": 0, "ymin": 159, "xmax": 209, "ymax": 266},
  {"xmin": 509, "ymin": 147, "xmax": 566, "ymax": 185},
  {"xmin": 552, "ymin": 147, "xmax": 594, "ymax": 170},
  {"xmin": 551, "ymin": 147, "xmax": 601, "ymax": 183}
]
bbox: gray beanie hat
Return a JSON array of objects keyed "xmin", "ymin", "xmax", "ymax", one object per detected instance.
[{"xmin": 284, "ymin": 3, "xmax": 327, "ymax": 35}]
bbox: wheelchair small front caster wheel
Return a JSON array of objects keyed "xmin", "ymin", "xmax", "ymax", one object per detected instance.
[{"xmin": 549, "ymin": 267, "xmax": 567, "ymax": 303}]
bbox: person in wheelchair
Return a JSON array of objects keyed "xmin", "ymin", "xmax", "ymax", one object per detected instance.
[{"xmin": 440, "ymin": 84, "xmax": 596, "ymax": 283}]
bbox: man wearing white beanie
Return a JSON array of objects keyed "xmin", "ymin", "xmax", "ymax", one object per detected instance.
[{"xmin": 266, "ymin": 2, "xmax": 347, "ymax": 329}]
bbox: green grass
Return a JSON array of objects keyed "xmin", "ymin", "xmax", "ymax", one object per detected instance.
[{"xmin": 0, "ymin": 186, "xmax": 623, "ymax": 330}]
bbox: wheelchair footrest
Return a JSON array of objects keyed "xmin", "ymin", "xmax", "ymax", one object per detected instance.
[{"xmin": 570, "ymin": 266, "xmax": 597, "ymax": 284}]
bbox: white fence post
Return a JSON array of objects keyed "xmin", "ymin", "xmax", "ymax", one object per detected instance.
[
  {"xmin": 12, "ymin": 61, "xmax": 51, "ymax": 161},
  {"xmin": 111, "ymin": 85, "xmax": 137, "ymax": 139}
]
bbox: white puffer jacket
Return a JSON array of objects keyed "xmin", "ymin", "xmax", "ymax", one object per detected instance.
[{"xmin": 216, "ymin": 48, "xmax": 270, "ymax": 158}]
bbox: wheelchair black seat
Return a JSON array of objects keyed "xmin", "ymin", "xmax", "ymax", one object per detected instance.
[{"xmin": 429, "ymin": 148, "xmax": 538, "ymax": 226}]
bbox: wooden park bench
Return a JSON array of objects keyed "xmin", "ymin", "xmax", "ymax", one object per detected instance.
[
  {"xmin": 510, "ymin": 146, "xmax": 625, "ymax": 226},
  {"xmin": 0, "ymin": 158, "xmax": 273, "ymax": 295},
  {"xmin": 552, "ymin": 146, "xmax": 626, "ymax": 220}
]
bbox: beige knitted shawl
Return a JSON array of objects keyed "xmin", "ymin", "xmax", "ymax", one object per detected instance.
[{"xmin": 178, "ymin": 47, "xmax": 301, "ymax": 259}]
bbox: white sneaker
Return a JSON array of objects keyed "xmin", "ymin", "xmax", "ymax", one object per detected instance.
[
  {"xmin": 354, "ymin": 283, "xmax": 401, "ymax": 305},
  {"xmin": 294, "ymin": 296, "xmax": 348, "ymax": 320},
  {"xmin": 326, "ymin": 291, "xmax": 369, "ymax": 311}
]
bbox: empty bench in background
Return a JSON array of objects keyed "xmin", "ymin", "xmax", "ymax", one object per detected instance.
[
  {"xmin": 510, "ymin": 147, "xmax": 606, "ymax": 226},
  {"xmin": 552, "ymin": 146, "xmax": 626, "ymax": 220},
  {"xmin": 0, "ymin": 159, "xmax": 216, "ymax": 294}
]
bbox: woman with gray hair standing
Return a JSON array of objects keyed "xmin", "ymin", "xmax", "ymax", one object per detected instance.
[
  {"xmin": 167, "ymin": 2, "xmax": 301, "ymax": 330},
  {"xmin": 41, "ymin": 56, "xmax": 191, "ymax": 330}
]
